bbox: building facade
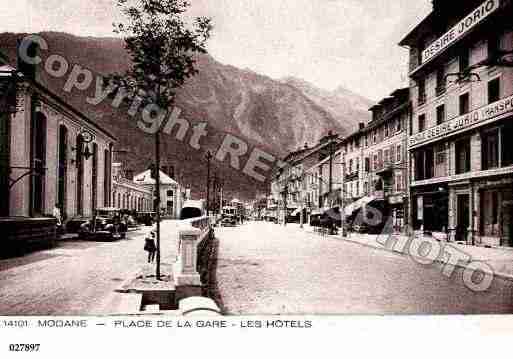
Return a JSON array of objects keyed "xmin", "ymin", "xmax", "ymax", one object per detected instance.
[
  {"xmin": 133, "ymin": 168, "xmax": 185, "ymax": 219},
  {"xmin": 0, "ymin": 65, "xmax": 116, "ymax": 220},
  {"xmin": 400, "ymin": 0, "xmax": 513, "ymax": 246},
  {"xmin": 111, "ymin": 162, "xmax": 153, "ymax": 212}
]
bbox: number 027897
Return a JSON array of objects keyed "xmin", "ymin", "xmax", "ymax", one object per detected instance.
[{"xmin": 9, "ymin": 344, "xmax": 40, "ymax": 352}]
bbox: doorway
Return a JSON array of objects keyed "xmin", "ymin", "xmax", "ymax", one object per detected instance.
[{"xmin": 456, "ymin": 194, "xmax": 470, "ymax": 243}]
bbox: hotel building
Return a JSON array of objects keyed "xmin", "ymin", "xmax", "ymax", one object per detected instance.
[{"xmin": 400, "ymin": 0, "xmax": 513, "ymax": 246}]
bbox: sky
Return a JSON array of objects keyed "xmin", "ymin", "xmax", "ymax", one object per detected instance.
[{"xmin": 1, "ymin": 0, "xmax": 432, "ymax": 101}]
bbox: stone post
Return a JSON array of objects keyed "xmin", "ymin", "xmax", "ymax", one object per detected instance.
[{"xmin": 174, "ymin": 225, "xmax": 202, "ymax": 287}]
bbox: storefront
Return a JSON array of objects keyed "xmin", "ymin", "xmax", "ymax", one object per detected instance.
[{"xmin": 412, "ymin": 185, "xmax": 449, "ymax": 235}]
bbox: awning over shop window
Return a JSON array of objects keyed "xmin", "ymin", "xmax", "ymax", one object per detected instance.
[{"xmin": 344, "ymin": 196, "xmax": 376, "ymax": 216}]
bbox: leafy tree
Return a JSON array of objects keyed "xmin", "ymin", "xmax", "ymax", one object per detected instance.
[
  {"xmin": 108, "ymin": 0, "xmax": 212, "ymax": 279},
  {"xmin": 109, "ymin": 0, "xmax": 212, "ymax": 109}
]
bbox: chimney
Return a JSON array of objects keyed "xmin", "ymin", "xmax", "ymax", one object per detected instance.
[{"xmin": 304, "ymin": 142, "xmax": 309, "ymax": 150}]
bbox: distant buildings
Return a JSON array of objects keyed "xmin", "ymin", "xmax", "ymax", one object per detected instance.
[
  {"xmin": 111, "ymin": 162, "xmax": 153, "ymax": 212},
  {"xmin": 133, "ymin": 168, "xmax": 185, "ymax": 219},
  {"xmin": 269, "ymin": 0, "xmax": 513, "ymax": 248}
]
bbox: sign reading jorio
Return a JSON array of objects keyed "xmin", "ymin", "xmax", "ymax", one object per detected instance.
[
  {"xmin": 421, "ymin": 0, "xmax": 500, "ymax": 64},
  {"xmin": 410, "ymin": 94, "xmax": 513, "ymax": 148}
]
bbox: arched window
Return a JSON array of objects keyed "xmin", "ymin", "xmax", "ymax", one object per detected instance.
[
  {"xmin": 31, "ymin": 110, "xmax": 46, "ymax": 216},
  {"xmin": 91, "ymin": 143, "xmax": 98, "ymax": 214},
  {"xmin": 57, "ymin": 125, "xmax": 68, "ymax": 218}
]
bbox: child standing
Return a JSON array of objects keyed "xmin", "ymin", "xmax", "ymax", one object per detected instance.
[{"xmin": 144, "ymin": 231, "xmax": 157, "ymax": 263}]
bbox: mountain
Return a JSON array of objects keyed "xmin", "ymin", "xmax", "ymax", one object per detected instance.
[
  {"xmin": 281, "ymin": 77, "xmax": 372, "ymax": 135},
  {"xmin": 0, "ymin": 32, "xmax": 372, "ymax": 200}
]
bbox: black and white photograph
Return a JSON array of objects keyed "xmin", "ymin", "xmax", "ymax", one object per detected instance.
[{"xmin": 2, "ymin": 0, "xmax": 513, "ymax": 339}]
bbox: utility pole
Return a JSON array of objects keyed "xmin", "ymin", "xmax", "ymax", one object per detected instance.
[
  {"xmin": 205, "ymin": 151, "xmax": 212, "ymax": 217},
  {"xmin": 155, "ymin": 131, "xmax": 161, "ymax": 280}
]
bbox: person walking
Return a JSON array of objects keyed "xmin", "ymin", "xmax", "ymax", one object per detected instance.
[{"xmin": 144, "ymin": 231, "xmax": 157, "ymax": 263}]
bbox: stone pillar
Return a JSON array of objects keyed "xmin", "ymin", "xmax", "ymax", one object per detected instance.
[{"xmin": 174, "ymin": 226, "xmax": 201, "ymax": 285}]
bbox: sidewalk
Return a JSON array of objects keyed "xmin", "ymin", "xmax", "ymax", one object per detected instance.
[{"xmin": 289, "ymin": 223, "xmax": 513, "ymax": 280}]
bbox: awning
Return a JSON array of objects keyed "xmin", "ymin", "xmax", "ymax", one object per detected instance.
[{"xmin": 344, "ymin": 196, "xmax": 376, "ymax": 216}]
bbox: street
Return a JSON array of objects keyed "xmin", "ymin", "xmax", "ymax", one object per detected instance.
[
  {"xmin": 216, "ymin": 221, "xmax": 513, "ymax": 315},
  {"xmin": 0, "ymin": 221, "xmax": 180, "ymax": 316}
]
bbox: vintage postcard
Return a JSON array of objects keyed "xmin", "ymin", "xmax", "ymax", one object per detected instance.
[{"xmin": 1, "ymin": 0, "xmax": 513, "ymax": 356}]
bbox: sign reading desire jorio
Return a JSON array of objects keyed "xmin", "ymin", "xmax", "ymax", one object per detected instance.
[
  {"xmin": 422, "ymin": 0, "xmax": 500, "ymax": 64},
  {"xmin": 410, "ymin": 94, "xmax": 513, "ymax": 148}
]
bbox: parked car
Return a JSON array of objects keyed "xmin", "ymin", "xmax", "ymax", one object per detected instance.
[{"xmin": 221, "ymin": 215, "xmax": 237, "ymax": 227}]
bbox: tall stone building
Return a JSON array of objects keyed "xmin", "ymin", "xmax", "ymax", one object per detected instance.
[{"xmin": 400, "ymin": 0, "xmax": 513, "ymax": 246}]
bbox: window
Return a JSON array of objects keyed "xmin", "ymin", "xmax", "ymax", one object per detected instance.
[
  {"xmin": 384, "ymin": 149, "xmax": 390, "ymax": 165},
  {"xmin": 418, "ymin": 77, "xmax": 426, "ymax": 105},
  {"xmin": 396, "ymin": 145, "xmax": 402, "ymax": 163},
  {"xmin": 396, "ymin": 174, "xmax": 403, "ymax": 192},
  {"xmin": 104, "ymin": 147, "xmax": 111, "ymax": 207},
  {"xmin": 436, "ymin": 105, "xmax": 445, "ymax": 125},
  {"xmin": 459, "ymin": 93, "xmax": 470, "ymax": 115},
  {"xmin": 459, "ymin": 48, "xmax": 469, "ymax": 72},
  {"xmin": 365, "ymin": 157, "xmax": 370, "ymax": 172},
  {"xmin": 378, "ymin": 150, "xmax": 383, "ymax": 169},
  {"xmin": 373, "ymin": 130, "xmax": 377, "ymax": 144},
  {"xmin": 436, "ymin": 67, "xmax": 446, "ymax": 95},
  {"xmin": 414, "ymin": 148, "xmax": 434, "ymax": 181},
  {"xmin": 385, "ymin": 124, "xmax": 389, "ymax": 138},
  {"xmin": 482, "ymin": 128, "xmax": 499, "ymax": 170},
  {"xmin": 390, "ymin": 146, "xmax": 395, "ymax": 165},
  {"xmin": 418, "ymin": 114, "xmax": 426, "ymax": 132},
  {"xmin": 455, "ymin": 138, "xmax": 471, "ymax": 174},
  {"xmin": 31, "ymin": 111, "xmax": 46, "ymax": 216},
  {"xmin": 502, "ymin": 121, "xmax": 513, "ymax": 167},
  {"xmin": 396, "ymin": 118, "xmax": 402, "ymax": 132},
  {"xmin": 91, "ymin": 143, "xmax": 98, "ymax": 213},
  {"xmin": 488, "ymin": 78, "xmax": 500, "ymax": 104},
  {"xmin": 488, "ymin": 35, "xmax": 500, "ymax": 60},
  {"xmin": 436, "ymin": 145, "xmax": 446, "ymax": 165},
  {"xmin": 373, "ymin": 154, "xmax": 378, "ymax": 172},
  {"xmin": 349, "ymin": 159, "xmax": 353, "ymax": 173}
]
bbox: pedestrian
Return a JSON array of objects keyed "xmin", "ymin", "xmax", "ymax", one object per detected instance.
[{"xmin": 144, "ymin": 231, "xmax": 157, "ymax": 263}]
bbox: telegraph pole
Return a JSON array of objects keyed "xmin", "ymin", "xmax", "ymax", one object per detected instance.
[{"xmin": 155, "ymin": 131, "xmax": 161, "ymax": 280}]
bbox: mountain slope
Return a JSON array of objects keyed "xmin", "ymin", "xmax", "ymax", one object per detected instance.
[{"xmin": 0, "ymin": 32, "xmax": 372, "ymax": 200}]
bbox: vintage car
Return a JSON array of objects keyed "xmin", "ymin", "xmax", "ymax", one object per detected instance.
[
  {"xmin": 221, "ymin": 215, "xmax": 237, "ymax": 227},
  {"xmin": 68, "ymin": 208, "xmax": 127, "ymax": 241}
]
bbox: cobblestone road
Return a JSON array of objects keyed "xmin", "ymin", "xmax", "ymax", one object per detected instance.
[
  {"xmin": 0, "ymin": 220, "xmax": 180, "ymax": 315},
  {"xmin": 216, "ymin": 221, "xmax": 513, "ymax": 314}
]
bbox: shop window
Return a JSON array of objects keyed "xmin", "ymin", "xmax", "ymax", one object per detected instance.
[
  {"xmin": 482, "ymin": 128, "xmax": 499, "ymax": 170},
  {"xmin": 481, "ymin": 190, "xmax": 500, "ymax": 237},
  {"xmin": 488, "ymin": 78, "xmax": 500, "ymax": 104},
  {"xmin": 459, "ymin": 93, "xmax": 470, "ymax": 115},
  {"xmin": 418, "ymin": 114, "xmax": 426, "ymax": 132},
  {"xmin": 502, "ymin": 121, "xmax": 513, "ymax": 167},
  {"xmin": 455, "ymin": 138, "xmax": 471, "ymax": 174},
  {"xmin": 436, "ymin": 105, "xmax": 445, "ymax": 125}
]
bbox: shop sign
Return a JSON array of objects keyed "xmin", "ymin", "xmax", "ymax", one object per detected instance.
[
  {"xmin": 422, "ymin": 0, "xmax": 500, "ymax": 64},
  {"xmin": 388, "ymin": 195, "xmax": 404, "ymax": 205},
  {"xmin": 409, "ymin": 94, "xmax": 513, "ymax": 148}
]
